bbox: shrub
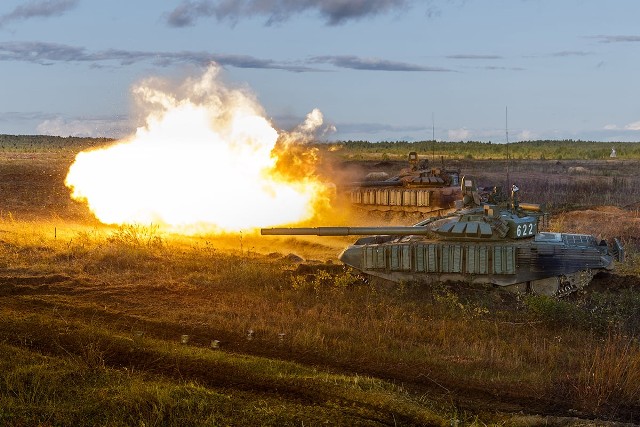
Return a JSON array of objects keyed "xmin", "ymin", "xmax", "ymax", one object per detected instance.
[{"xmin": 523, "ymin": 294, "xmax": 588, "ymax": 328}]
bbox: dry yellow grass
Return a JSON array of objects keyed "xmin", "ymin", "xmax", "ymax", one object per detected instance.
[{"xmin": 1, "ymin": 136, "xmax": 640, "ymax": 425}]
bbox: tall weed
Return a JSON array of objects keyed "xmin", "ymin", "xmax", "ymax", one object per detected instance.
[{"xmin": 573, "ymin": 333, "xmax": 640, "ymax": 415}]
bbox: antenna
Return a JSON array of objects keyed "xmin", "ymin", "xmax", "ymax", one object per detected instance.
[
  {"xmin": 432, "ymin": 112, "xmax": 435, "ymax": 141},
  {"xmin": 431, "ymin": 112, "xmax": 435, "ymax": 160},
  {"xmin": 505, "ymin": 106, "xmax": 511, "ymax": 202},
  {"xmin": 505, "ymin": 106, "xmax": 509, "ymax": 145}
]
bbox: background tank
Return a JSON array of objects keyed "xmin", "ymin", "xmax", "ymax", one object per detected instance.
[
  {"xmin": 263, "ymin": 177, "xmax": 624, "ymax": 297},
  {"xmin": 347, "ymin": 152, "xmax": 461, "ymax": 215}
]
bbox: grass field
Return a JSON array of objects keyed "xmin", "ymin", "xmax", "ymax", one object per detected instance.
[{"xmin": 1, "ymin": 135, "xmax": 640, "ymax": 426}]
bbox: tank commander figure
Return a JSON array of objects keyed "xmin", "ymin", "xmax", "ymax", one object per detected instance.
[{"xmin": 511, "ymin": 183, "xmax": 520, "ymax": 211}]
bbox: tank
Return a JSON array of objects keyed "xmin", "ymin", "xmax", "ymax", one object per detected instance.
[
  {"xmin": 347, "ymin": 152, "xmax": 461, "ymax": 215},
  {"xmin": 262, "ymin": 177, "xmax": 624, "ymax": 297}
]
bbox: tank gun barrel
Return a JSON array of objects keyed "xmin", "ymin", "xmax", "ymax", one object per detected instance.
[{"xmin": 261, "ymin": 226, "xmax": 430, "ymax": 236}]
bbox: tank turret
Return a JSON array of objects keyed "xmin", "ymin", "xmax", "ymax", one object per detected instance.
[{"xmin": 263, "ymin": 177, "xmax": 624, "ymax": 297}]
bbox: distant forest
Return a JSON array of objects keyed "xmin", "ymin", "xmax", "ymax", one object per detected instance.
[
  {"xmin": 0, "ymin": 134, "xmax": 113, "ymax": 153},
  {"xmin": 1, "ymin": 134, "xmax": 639, "ymax": 160},
  {"xmin": 326, "ymin": 139, "xmax": 640, "ymax": 160}
]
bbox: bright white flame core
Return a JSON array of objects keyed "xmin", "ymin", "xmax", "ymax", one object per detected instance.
[{"xmin": 65, "ymin": 66, "xmax": 327, "ymax": 233}]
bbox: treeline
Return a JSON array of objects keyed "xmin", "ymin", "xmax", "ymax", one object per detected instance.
[
  {"xmin": 325, "ymin": 139, "xmax": 640, "ymax": 160},
  {"xmin": 3, "ymin": 133, "xmax": 640, "ymax": 160},
  {"xmin": 0, "ymin": 134, "xmax": 113, "ymax": 153}
]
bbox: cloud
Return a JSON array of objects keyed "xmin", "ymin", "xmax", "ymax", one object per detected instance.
[
  {"xmin": 0, "ymin": 41, "xmax": 89, "ymax": 64},
  {"xmin": 624, "ymin": 121, "xmax": 640, "ymax": 131},
  {"xmin": 0, "ymin": 111, "xmax": 58, "ymax": 122},
  {"xmin": 447, "ymin": 128, "xmax": 471, "ymax": 141},
  {"xmin": 604, "ymin": 121, "xmax": 640, "ymax": 132},
  {"xmin": 517, "ymin": 129, "xmax": 537, "ymax": 141},
  {"xmin": 583, "ymin": 127, "xmax": 640, "ymax": 143},
  {"xmin": 166, "ymin": 0, "xmax": 411, "ymax": 27},
  {"xmin": 36, "ymin": 115, "xmax": 133, "ymax": 138},
  {"xmin": 550, "ymin": 50, "xmax": 592, "ymax": 57},
  {"xmin": 335, "ymin": 122, "xmax": 428, "ymax": 135},
  {"xmin": 0, "ymin": 111, "xmax": 132, "ymax": 138},
  {"xmin": 0, "ymin": 0, "xmax": 78, "ymax": 27},
  {"xmin": 0, "ymin": 41, "xmax": 318, "ymax": 71},
  {"xmin": 591, "ymin": 35, "xmax": 640, "ymax": 43},
  {"xmin": 446, "ymin": 54, "xmax": 502, "ymax": 60},
  {"xmin": 7, "ymin": 41, "xmax": 455, "ymax": 73},
  {"xmin": 328, "ymin": 121, "xmax": 432, "ymax": 142},
  {"xmin": 166, "ymin": 1, "xmax": 216, "ymax": 27},
  {"xmin": 445, "ymin": 54, "xmax": 528, "ymax": 71},
  {"xmin": 310, "ymin": 55, "xmax": 452, "ymax": 72},
  {"xmin": 477, "ymin": 65, "xmax": 525, "ymax": 71}
]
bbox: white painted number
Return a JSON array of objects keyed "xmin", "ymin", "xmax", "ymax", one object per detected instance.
[{"xmin": 516, "ymin": 223, "xmax": 534, "ymax": 238}]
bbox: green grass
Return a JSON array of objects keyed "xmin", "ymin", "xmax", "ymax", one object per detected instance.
[{"xmin": 0, "ymin": 312, "xmax": 448, "ymax": 427}]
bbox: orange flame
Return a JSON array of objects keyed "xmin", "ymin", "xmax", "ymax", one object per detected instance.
[{"xmin": 65, "ymin": 65, "xmax": 330, "ymax": 233}]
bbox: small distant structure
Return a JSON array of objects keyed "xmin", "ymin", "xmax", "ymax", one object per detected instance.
[{"xmin": 610, "ymin": 147, "xmax": 617, "ymax": 158}]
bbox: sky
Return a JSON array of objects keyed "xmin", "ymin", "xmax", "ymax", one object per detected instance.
[{"xmin": 1, "ymin": 0, "xmax": 640, "ymax": 143}]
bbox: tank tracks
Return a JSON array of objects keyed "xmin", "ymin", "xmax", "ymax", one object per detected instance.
[{"xmin": 512, "ymin": 269, "xmax": 595, "ymax": 297}]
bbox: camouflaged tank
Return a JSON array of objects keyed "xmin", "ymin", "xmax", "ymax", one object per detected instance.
[
  {"xmin": 262, "ymin": 177, "xmax": 624, "ymax": 297},
  {"xmin": 347, "ymin": 152, "xmax": 461, "ymax": 215}
]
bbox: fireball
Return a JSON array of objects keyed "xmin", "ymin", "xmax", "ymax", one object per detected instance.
[{"xmin": 65, "ymin": 65, "xmax": 330, "ymax": 233}]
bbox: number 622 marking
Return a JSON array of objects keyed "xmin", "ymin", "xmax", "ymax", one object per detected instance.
[{"xmin": 516, "ymin": 223, "xmax": 534, "ymax": 237}]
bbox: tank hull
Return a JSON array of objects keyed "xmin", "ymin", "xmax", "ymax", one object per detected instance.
[{"xmin": 339, "ymin": 232, "xmax": 617, "ymax": 296}]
